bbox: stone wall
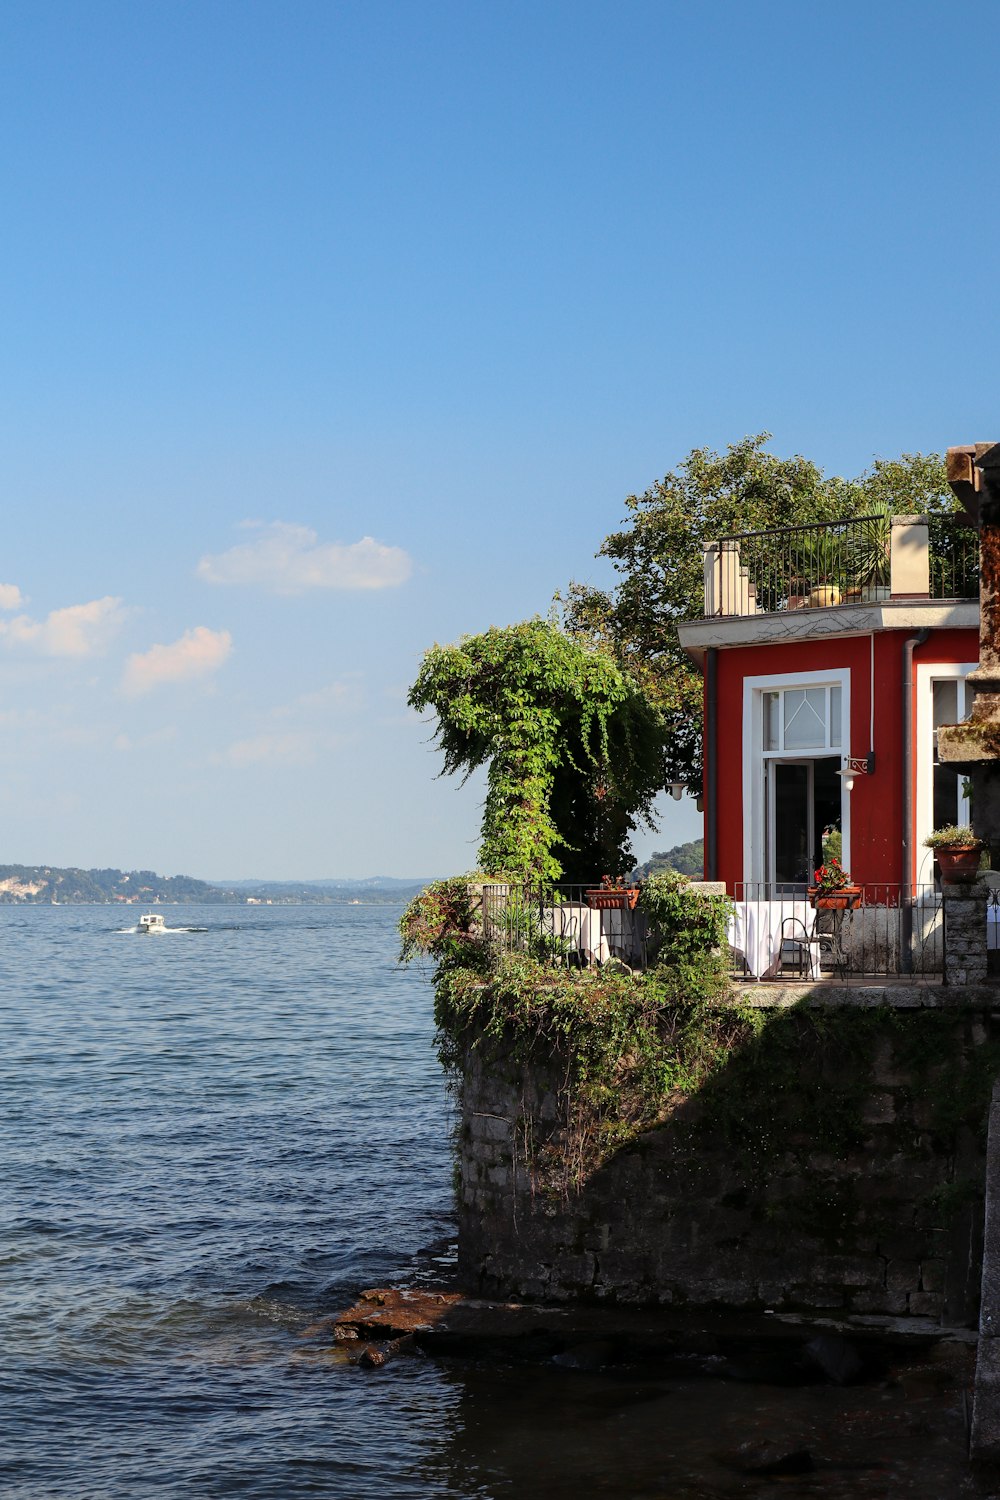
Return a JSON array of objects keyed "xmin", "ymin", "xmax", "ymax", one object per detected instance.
[{"xmin": 457, "ymin": 996, "xmax": 999, "ymax": 1326}]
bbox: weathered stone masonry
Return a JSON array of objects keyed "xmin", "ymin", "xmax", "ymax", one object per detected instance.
[{"xmin": 458, "ymin": 992, "xmax": 1000, "ymax": 1327}]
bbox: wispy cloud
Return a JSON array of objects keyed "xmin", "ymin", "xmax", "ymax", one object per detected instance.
[
  {"xmin": 212, "ymin": 729, "xmax": 346, "ymax": 768},
  {"xmin": 0, "ymin": 585, "xmax": 25, "ymax": 611},
  {"xmin": 196, "ymin": 522, "xmax": 412, "ymax": 594},
  {"xmin": 113, "ymin": 726, "xmax": 179, "ymax": 752},
  {"xmin": 122, "ymin": 626, "xmax": 233, "ymax": 697},
  {"xmin": 0, "ymin": 596, "xmax": 127, "ymax": 657},
  {"xmin": 269, "ymin": 677, "xmax": 363, "ymax": 719}
]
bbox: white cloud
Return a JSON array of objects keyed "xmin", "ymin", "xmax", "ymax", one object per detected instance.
[
  {"xmin": 196, "ymin": 522, "xmax": 412, "ymax": 594},
  {"xmin": 0, "ymin": 585, "xmax": 24, "ymax": 611},
  {"xmin": 121, "ymin": 626, "xmax": 233, "ymax": 697},
  {"xmin": 212, "ymin": 729, "xmax": 345, "ymax": 768},
  {"xmin": 0, "ymin": 596, "xmax": 127, "ymax": 657}
]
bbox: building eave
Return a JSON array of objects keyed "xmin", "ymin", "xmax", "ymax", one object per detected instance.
[{"xmin": 677, "ymin": 599, "xmax": 979, "ymax": 660}]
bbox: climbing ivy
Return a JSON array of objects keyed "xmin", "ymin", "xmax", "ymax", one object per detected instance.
[{"xmin": 407, "ymin": 619, "xmax": 666, "ymax": 882}]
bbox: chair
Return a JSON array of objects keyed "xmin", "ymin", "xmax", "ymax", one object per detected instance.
[{"xmin": 777, "ymin": 914, "xmax": 835, "ymax": 979}]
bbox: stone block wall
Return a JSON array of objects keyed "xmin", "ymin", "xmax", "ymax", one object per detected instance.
[
  {"xmin": 457, "ymin": 1000, "xmax": 998, "ymax": 1326},
  {"xmin": 944, "ymin": 883, "xmax": 989, "ymax": 985}
]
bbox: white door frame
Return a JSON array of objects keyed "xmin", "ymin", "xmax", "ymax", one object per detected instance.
[
  {"xmin": 915, "ymin": 661, "xmax": 976, "ymax": 885},
  {"xmin": 742, "ymin": 667, "xmax": 851, "ymax": 885}
]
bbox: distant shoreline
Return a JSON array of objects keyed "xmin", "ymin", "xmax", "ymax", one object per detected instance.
[{"xmin": 0, "ymin": 862, "xmax": 429, "ymax": 906}]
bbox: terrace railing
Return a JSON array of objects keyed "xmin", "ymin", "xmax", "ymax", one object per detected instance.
[
  {"xmin": 704, "ymin": 513, "xmax": 977, "ymax": 619},
  {"xmin": 729, "ymin": 883, "xmax": 943, "ymax": 982},
  {"xmin": 478, "ymin": 881, "xmax": 649, "ymax": 969},
  {"xmin": 475, "ymin": 880, "xmax": 945, "ymax": 983},
  {"xmin": 928, "ymin": 514, "xmax": 980, "ymax": 600}
]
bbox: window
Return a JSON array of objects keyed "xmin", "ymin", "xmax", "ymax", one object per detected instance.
[
  {"xmin": 762, "ymin": 685, "xmax": 842, "ymax": 754},
  {"xmin": 932, "ymin": 677, "xmax": 973, "ymax": 831},
  {"xmin": 915, "ymin": 662, "xmax": 977, "ymax": 880}
]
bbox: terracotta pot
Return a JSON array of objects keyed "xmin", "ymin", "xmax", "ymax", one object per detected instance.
[
  {"xmin": 933, "ymin": 845, "xmax": 982, "ymax": 884},
  {"xmin": 808, "ymin": 585, "xmax": 842, "ymax": 608},
  {"xmin": 785, "ymin": 594, "xmax": 809, "ymax": 611},
  {"xmin": 585, "ymin": 888, "xmax": 640, "ymax": 911},
  {"xmin": 808, "ymin": 886, "xmax": 862, "ymax": 910}
]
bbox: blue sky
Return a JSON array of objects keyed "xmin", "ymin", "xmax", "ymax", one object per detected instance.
[{"xmin": 0, "ymin": 0, "xmax": 998, "ymax": 879}]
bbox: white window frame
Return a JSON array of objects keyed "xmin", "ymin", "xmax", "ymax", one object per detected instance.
[
  {"xmin": 742, "ymin": 668, "xmax": 851, "ymax": 885},
  {"xmin": 915, "ymin": 661, "xmax": 976, "ymax": 885}
]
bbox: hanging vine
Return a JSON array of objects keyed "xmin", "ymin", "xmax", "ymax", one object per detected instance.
[{"xmin": 407, "ymin": 618, "xmax": 667, "ymax": 882}]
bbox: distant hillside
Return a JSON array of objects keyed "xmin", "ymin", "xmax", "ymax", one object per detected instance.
[
  {"xmin": 632, "ymin": 839, "xmax": 704, "ymax": 880},
  {"xmin": 217, "ymin": 877, "xmax": 431, "ymax": 904},
  {"xmin": 0, "ymin": 866, "xmax": 435, "ymax": 905},
  {"xmin": 0, "ymin": 865, "xmax": 231, "ymax": 904}
]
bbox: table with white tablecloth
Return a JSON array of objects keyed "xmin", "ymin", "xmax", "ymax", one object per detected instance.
[
  {"xmin": 727, "ymin": 898, "xmax": 821, "ymax": 980},
  {"xmin": 548, "ymin": 902, "xmax": 638, "ymax": 964}
]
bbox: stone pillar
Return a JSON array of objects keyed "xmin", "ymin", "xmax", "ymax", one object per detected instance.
[
  {"xmin": 943, "ymin": 881, "xmax": 989, "ymax": 986},
  {"xmin": 889, "ymin": 514, "xmax": 930, "ymax": 598}
]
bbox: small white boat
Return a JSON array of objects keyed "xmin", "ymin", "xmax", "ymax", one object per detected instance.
[{"xmin": 138, "ymin": 913, "xmax": 166, "ymax": 933}]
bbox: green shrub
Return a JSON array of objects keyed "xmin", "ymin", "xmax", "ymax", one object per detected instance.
[{"xmin": 638, "ymin": 870, "xmax": 732, "ymax": 971}]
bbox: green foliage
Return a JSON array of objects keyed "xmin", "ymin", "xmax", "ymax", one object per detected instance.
[
  {"xmin": 398, "ymin": 877, "xmax": 489, "ymax": 970},
  {"xmin": 632, "ymin": 838, "xmax": 704, "ymax": 879},
  {"xmin": 560, "ymin": 436, "xmax": 956, "ymax": 791},
  {"xmin": 924, "ymin": 824, "xmax": 980, "ymax": 848},
  {"xmin": 434, "ymin": 953, "xmax": 746, "ymax": 1191},
  {"xmin": 821, "ymin": 826, "xmax": 842, "ymax": 863},
  {"xmin": 407, "ymin": 619, "xmax": 666, "ymax": 882},
  {"xmin": 639, "ymin": 870, "xmax": 732, "ymax": 972}
]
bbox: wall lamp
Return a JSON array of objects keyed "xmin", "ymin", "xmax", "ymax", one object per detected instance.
[{"xmin": 837, "ymin": 752, "xmax": 876, "ymax": 794}]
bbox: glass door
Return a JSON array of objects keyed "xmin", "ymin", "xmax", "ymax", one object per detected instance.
[{"xmin": 767, "ymin": 756, "xmax": 842, "ymax": 891}]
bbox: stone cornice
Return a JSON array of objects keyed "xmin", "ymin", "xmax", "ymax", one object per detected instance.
[{"xmin": 677, "ymin": 599, "xmax": 978, "ymax": 659}]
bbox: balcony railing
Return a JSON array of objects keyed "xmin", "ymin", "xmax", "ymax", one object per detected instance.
[
  {"xmin": 703, "ymin": 514, "xmax": 977, "ymax": 619},
  {"xmin": 479, "ymin": 882, "xmax": 649, "ymax": 968},
  {"xmin": 474, "ymin": 881, "xmax": 944, "ymax": 983},
  {"xmin": 729, "ymin": 883, "xmax": 943, "ymax": 982}
]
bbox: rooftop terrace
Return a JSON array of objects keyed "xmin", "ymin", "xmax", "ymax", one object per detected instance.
[{"xmin": 702, "ymin": 512, "xmax": 978, "ymax": 620}]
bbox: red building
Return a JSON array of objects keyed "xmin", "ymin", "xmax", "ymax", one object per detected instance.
[{"xmin": 676, "ymin": 512, "xmax": 980, "ymax": 896}]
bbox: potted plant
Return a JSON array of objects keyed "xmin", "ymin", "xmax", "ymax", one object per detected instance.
[
  {"xmin": 923, "ymin": 824, "xmax": 984, "ymax": 884},
  {"xmin": 585, "ymin": 874, "xmax": 640, "ymax": 911},
  {"xmin": 846, "ymin": 499, "xmax": 892, "ymax": 603},
  {"xmin": 808, "ymin": 857, "xmax": 862, "ymax": 910},
  {"xmin": 803, "ymin": 528, "xmax": 843, "ymax": 608}
]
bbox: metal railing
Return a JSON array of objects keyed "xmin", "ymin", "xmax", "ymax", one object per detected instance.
[
  {"xmin": 986, "ymin": 886, "xmax": 1000, "ymax": 955},
  {"xmin": 707, "ymin": 516, "xmax": 894, "ymax": 618},
  {"xmin": 704, "ymin": 513, "xmax": 977, "ymax": 619},
  {"xmin": 729, "ymin": 883, "xmax": 943, "ymax": 982},
  {"xmin": 478, "ymin": 882, "xmax": 649, "ymax": 969},
  {"xmin": 473, "ymin": 880, "xmax": 946, "ymax": 982},
  {"xmin": 928, "ymin": 514, "xmax": 980, "ymax": 599}
]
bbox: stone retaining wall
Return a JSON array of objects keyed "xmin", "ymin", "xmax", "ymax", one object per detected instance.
[{"xmin": 458, "ymin": 993, "xmax": 998, "ymax": 1326}]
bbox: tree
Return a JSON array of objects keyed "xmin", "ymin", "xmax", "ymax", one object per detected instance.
[
  {"xmin": 561, "ymin": 434, "xmax": 956, "ymax": 792},
  {"xmin": 408, "ymin": 618, "xmax": 667, "ymax": 883}
]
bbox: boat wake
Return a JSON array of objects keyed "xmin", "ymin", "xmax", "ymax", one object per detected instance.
[{"xmin": 116, "ymin": 924, "xmax": 209, "ymax": 935}]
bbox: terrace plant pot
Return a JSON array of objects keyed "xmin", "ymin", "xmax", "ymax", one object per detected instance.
[
  {"xmin": 585, "ymin": 888, "xmax": 640, "ymax": 911},
  {"xmin": 808, "ymin": 585, "xmax": 842, "ymax": 608},
  {"xmin": 808, "ymin": 886, "xmax": 862, "ymax": 910},
  {"xmin": 934, "ymin": 846, "xmax": 982, "ymax": 884}
]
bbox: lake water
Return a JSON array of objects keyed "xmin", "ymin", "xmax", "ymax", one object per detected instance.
[{"xmin": 1, "ymin": 904, "xmax": 992, "ymax": 1498}]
